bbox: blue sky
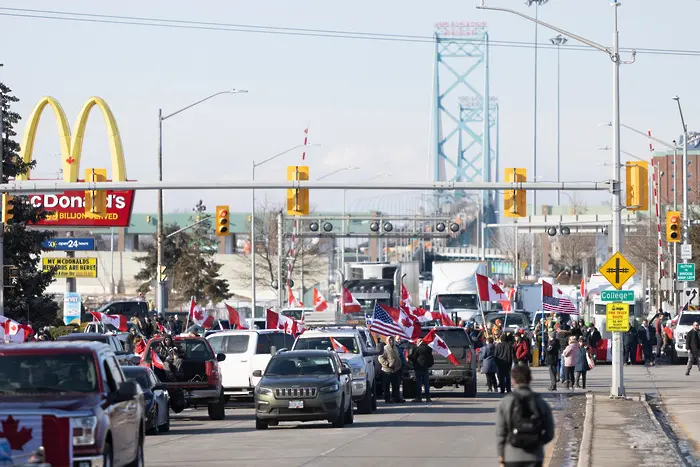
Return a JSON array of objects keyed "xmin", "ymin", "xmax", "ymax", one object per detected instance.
[{"xmin": 1, "ymin": 0, "xmax": 699, "ymax": 217}]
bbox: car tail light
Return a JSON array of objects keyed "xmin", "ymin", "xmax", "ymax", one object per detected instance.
[
  {"xmin": 206, "ymin": 360, "xmax": 220, "ymax": 386},
  {"xmin": 466, "ymin": 349, "xmax": 473, "ymax": 365}
]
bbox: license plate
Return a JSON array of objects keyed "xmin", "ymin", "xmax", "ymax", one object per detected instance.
[
  {"xmin": 431, "ymin": 370, "xmax": 444, "ymax": 376},
  {"xmin": 288, "ymin": 400, "xmax": 304, "ymax": 409}
]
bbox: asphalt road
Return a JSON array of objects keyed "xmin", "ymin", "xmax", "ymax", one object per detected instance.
[{"xmin": 144, "ymin": 362, "xmax": 695, "ymax": 467}]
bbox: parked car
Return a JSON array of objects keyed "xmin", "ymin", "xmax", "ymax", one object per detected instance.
[
  {"xmin": 86, "ymin": 299, "xmax": 149, "ymax": 322},
  {"xmin": 122, "ymin": 366, "xmax": 170, "ymax": 434},
  {"xmin": 139, "ymin": 335, "xmax": 227, "ymax": 420},
  {"xmin": 207, "ymin": 329, "xmax": 295, "ymax": 400},
  {"xmin": 253, "ymin": 350, "xmax": 353, "ymax": 429},
  {"xmin": 0, "ymin": 341, "xmax": 145, "ymax": 466},
  {"xmin": 56, "ymin": 332, "xmax": 140, "ymax": 366}
]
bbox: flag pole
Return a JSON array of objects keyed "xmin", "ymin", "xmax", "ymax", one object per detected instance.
[
  {"xmin": 185, "ymin": 296, "xmax": 191, "ymax": 332},
  {"xmin": 475, "ymin": 280, "xmax": 490, "ymax": 339}
]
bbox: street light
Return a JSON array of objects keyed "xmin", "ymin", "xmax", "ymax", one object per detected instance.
[
  {"xmin": 550, "ymin": 34, "xmax": 568, "ymax": 205},
  {"xmin": 250, "ymin": 143, "xmax": 320, "ymax": 316},
  {"xmin": 156, "ymin": 89, "xmax": 247, "ymax": 313},
  {"xmin": 673, "ymin": 96, "xmax": 690, "ymax": 276}
]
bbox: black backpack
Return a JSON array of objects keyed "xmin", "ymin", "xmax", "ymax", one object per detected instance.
[{"xmin": 508, "ymin": 392, "xmax": 544, "ymax": 450}]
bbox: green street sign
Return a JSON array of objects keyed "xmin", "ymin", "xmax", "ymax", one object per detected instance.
[
  {"xmin": 601, "ymin": 290, "xmax": 635, "ymax": 302},
  {"xmin": 678, "ymin": 263, "xmax": 696, "ymax": 282}
]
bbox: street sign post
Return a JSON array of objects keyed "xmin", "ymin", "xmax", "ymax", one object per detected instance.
[
  {"xmin": 606, "ymin": 303, "xmax": 630, "ymax": 332},
  {"xmin": 42, "ymin": 238, "xmax": 95, "ymax": 251},
  {"xmin": 677, "ymin": 263, "xmax": 696, "ymax": 282},
  {"xmin": 681, "ymin": 244, "xmax": 692, "ymax": 261},
  {"xmin": 599, "ymin": 252, "xmax": 636, "ymax": 290},
  {"xmin": 601, "ymin": 290, "xmax": 635, "ymax": 303}
]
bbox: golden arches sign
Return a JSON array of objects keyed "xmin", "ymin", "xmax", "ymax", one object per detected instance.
[{"xmin": 17, "ymin": 96, "xmax": 127, "ymax": 183}]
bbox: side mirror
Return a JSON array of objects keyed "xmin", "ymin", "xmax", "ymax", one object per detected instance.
[
  {"xmin": 216, "ymin": 353, "xmax": 226, "ymax": 362},
  {"xmin": 113, "ymin": 380, "xmax": 139, "ymax": 403},
  {"xmin": 252, "ymin": 370, "xmax": 263, "ymax": 377},
  {"xmin": 270, "ymin": 346, "xmax": 277, "ymax": 356},
  {"xmin": 340, "ymin": 367, "xmax": 351, "ymax": 375},
  {"xmin": 365, "ymin": 349, "xmax": 380, "ymax": 357}
]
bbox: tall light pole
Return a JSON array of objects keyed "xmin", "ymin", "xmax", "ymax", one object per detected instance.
[
  {"xmin": 477, "ymin": 0, "xmax": 634, "ymax": 397},
  {"xmin": 157, "ymin": 89, "xmax": 247, "ymax": 313},
  {"xmin": 673, "ymin": 96, "xmax": 690, "ymax": 296},
  {"xmin": 251, "ymin": 143, "xmax": 319, "ymax": 317},
  {"xmin": 550, "ymin": 34, "xmax": 567, "ymax": 205}
]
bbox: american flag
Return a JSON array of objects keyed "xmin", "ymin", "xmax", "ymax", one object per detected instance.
[
  {"xmin": 542, "ymin": 281, "xmax": 577, "ymax": 314},
  {"xmin": 369, "ymin": 302, "xmax": 410, "ymax": 339}
]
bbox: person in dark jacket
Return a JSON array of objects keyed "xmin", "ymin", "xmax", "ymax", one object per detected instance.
[
  {"xmin": 514, "ymin": 333, "xmax": 529, "ymax": 366},
  {"xmin": 624, "ymin": 324, "xmax": 638, "ymax": 365},
  {"xmin": 408, "ymin": 338, "xmax": 434, "ymax": 402},
  {"xmin": 544, "ymin": 331, "xmax": 560, "ymax": 391},
  {"xmin": 639, "ymin": 319, "xmax": 655, "ymax": 366},
  {"xmin": 480, "ymin": 337, "xmax": 498, "ymax": 392},
  {"xmin": 575, "ymin": 337, "xmax": 589, "ymax": 389},
  {"xmin": 685, "ymin": 321, "xmax": 700, "ymax": 375},
  {"xmin": 586, "ymin": 324, "xmax": 602, "ymax": 357},
  {"xmin": 495, "ymin": 336, "xmax": 514, "ymax": 393},
  {"xmin": 570, "ymin": 321, "xmax": 582, "ymax": 340}
]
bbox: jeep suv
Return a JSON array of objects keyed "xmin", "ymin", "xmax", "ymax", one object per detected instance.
[{"xmin": 253, "ymin": 350, "xmax": 353, "ymax": 429}]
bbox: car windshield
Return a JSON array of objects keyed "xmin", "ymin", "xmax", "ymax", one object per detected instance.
[
  {"xmin": 435, "ymin": 294, "xmax": 479, "ymax": 310},
  {"xmin": 295, "ymin": 337, "xmax": 359, "ymax": 354},
  {"xmin": 208, "ymin": 335, "xmax": 250, "ymax": 354},
  {"xmin": 420, "ymin": 329, "xmax": 472, "ymax": 348},
  {"xmin": 679, "ymin": 314, "xmax": 700, "ymax": 326},
  {"xmin": 490, "ymin": 314, "xmax": 529, "ymax": 328},
  {"xmin": 0, "ymin": 353, "xmax": 98, "ymax": 394},
  {"xmin": 149, "ymin": 339, "xmax": 214, "ymax": 360},
  {"xmin": 282, "ymin": 309, "xmax": 305, "ymax": 321},
  {"xmin": 122, "ymin": 369, "xmax": 151, "ymax": 390},
  {"xmin": 266, "ymin": 355, "xmax": 335, "ymax": 376}
]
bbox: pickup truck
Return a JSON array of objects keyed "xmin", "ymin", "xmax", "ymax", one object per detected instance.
[
  {"xmin": 0, "ymin": 341, "xmax": 145, "ymax": 466},
  {"xmin": 140, "ymin": 335, "xmax": 227, "ymax": 420}
]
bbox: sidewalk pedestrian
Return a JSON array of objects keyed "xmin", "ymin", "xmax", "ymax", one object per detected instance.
[
  {"xmin": 408, "ymin": 337, "xmax": 434, "ymax": 402},
  {"xmin": 515, "ymin": 332, "xmax": 530, "ymax": 366},
  {"xmin": 544, "ymin": 331, "xmax": 560, "ymax": 391},
  {"xmin": 378, "ymin": 336, "xmax": 403, "ymax": 403},
  {"xmin": 575, "ymin": 337, "xmax": 588, "ymax": 389},
  {"xmin": 685, "ymin": 321, "xmax": 700, "ymax": 376},
  {"xmin": 495, "ymin": 365, "xmax": 555, "ymax": 467},
  {"xmin": 639, "ymin": 319, "xmax": 655, "ymax": 366},
  {"xmin": 480, "ymin": 337, "xmax": 498, "ymax": 392},
  {"xmin": 562, "ymin": 336, "xmax": 578, "ymax": 390},
  {"xmin": 495, "ymin": 335, "xmax": 514, "ymax": 394}
]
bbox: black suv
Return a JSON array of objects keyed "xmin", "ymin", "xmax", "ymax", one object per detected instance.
[{"xmin": 85, "ymin": 300, "xmax": 149, "ymax": 323}]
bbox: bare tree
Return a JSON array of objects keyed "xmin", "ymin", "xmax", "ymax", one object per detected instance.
[
  {"xmin": 490, "ymin": 226, "xmax": 534, "ymax": 271},
  {"xmin": 554, "ymin": 234, "xmax": 597, "ymax": 269}
]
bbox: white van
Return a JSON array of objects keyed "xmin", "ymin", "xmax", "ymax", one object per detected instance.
[{"xmin": 207, "ymin": 329, "xmax": 295, "ymax": 399}]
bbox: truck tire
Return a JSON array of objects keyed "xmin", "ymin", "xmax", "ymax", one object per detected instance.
[
  {"xmin": 356, "ymin": 383, "xmax": 373, "ymax": 414},
  {"xmin": 371, "ymin": 384, "xmax": 377, "ymax": 411},
  {"xmin": 331, "ymin": 397, "xmax": 346, "ymax": 428},
  {"xmin": 125, "ymin": 432, "xmax": 144, "ymax": 467},
  {"xmin": 103, "ymin": 440, "xmax": 113, "ymax": 467},
  {"xmin": 255, "ymin": 416, "xmax": 269, "ymax": 430},
  {"xmin": 464, "ymin": 377, "xmax": 477, "ymax": 398},
  {"xmin": 344, "ymin": 397, "xmax": 355, "ymax": 425},
  {"xmin": 208, "ymin": 391, "xmax": 226, "ymax": 420}
]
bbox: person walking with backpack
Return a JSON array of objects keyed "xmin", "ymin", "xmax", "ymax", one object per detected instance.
[{"xmin": 496, "ymin": 365, "xmax": 555, "ymax": 467}]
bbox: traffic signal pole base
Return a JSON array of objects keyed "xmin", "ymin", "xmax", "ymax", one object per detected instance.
[{"xmin": 610, "ymin": 332, "xmax": 625, "ymax": 397}]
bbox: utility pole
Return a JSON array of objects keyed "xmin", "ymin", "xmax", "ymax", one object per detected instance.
[
  {"xmin": 277, "ymin": 211, "xmax": 283, "ymax": 309},
  {"xmin": 673, "ymin": 96, "xmax": 690, "ymax": 300},
  {"xmin": 0, "ymin": 71, "xmax": 4, "ymax": 316},
  {"xmin": 550, "ymin": 34, "xmax": 568, "ymax": 206},
  {"xmin": 156, "ymin": 109, "xmax": 164, "ymax": 314}
]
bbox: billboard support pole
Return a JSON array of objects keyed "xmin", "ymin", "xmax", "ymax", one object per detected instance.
[{"xmin": 0, "ymin": 81, "xmax": 4, "ymax": 316}]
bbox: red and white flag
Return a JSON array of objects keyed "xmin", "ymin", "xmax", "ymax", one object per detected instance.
[
  {"xmin": 135, "ymin": 340, "xmax": 147, "ymax": 359},
  {"xmin": 422, "ymin": 328, "xmax": 459, "ymax": 366},
  {"xmin": 542, "ymin": 281, "xmax": 577, "ymax": 314},
  {"xmin": 224, "ymin": 303, "xmax": 248, "ymax": 329},
  {"xmin": 88, "ymin": 311, "xmax": 128, "ymax": 332},
  {"xmin": 379, "ymin": 304, "xmax": 421, "ymax": 341},
  {"xmin": 476, "ymin": 273, "xmax": 508, "ymax": 302},
  {"xmin": 341, "ymin": 288, "xmax": 362, "ymax": 314},
  {"xmin": 0, "ymin": 316, "xmax": 32, "ymax": 343},
  {"xmin": 330, "ymin": 337, "xmax": 349, "ymax": 353},
  {"xmin": 287, "ymin": 285, "xmax": 304, "ymax": 307},
  {"xmin": 189, "ymin": 297, "xmax": 215, "ymax": 329},
  {"xmin": 266, "ymin": 309, "xmax": 303, "ymax": 336},
  {"xmin": 401, "ymin": 283, "xmax": 412, "ymax": 308},
  {"xmin": 0, "ymin": 414, "xmax": 72, "ymax": 465},
  {"xmin": 150, "ymin": 349, "xmax": 165, "ymax": 370},
  {"xmin": 313, "ymin": 288, "xmax": 328, "ymax": 312},
  {"xmin": 437, "ymin": 300, "xmax": 456, "ymax": 327}
]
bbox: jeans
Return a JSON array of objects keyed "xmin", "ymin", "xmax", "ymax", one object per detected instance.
[
  {"xmin": 497, "ymin": 368, "xmax": 511, "ymax": 393},
  {"xmin": 565, "ymin": 366, "xmax": 575, "ymax": 388},
  {"xmin": 382, "ymin": 371, "xmax": 401, "ymax": 402},
  {"xmin": 559, "ymin": 358, "xmax": 565, "ymax": 380},
  {"xmin": 575, "ymin": 371, "xmax": 587, "ymax": 388},
  {"xmin": 548, "ymin": 364, "xmax": 557, "ymax": 389},
  {"xmin": 686, "ymin": 353, "xmax": 700, "ymax": 374},
  {"xmin": 414, "ymin": 370, "xmax": 430, "ymax": 400}
]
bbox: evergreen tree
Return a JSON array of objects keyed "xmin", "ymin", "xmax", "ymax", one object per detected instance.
[{"xmin": 1, "ymin": 83, "xmax": 58, "ymax": 326}]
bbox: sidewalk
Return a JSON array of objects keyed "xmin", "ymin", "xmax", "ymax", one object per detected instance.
[{"xmin": 583, "ymin": 394, "xmax": 683, "ymax": 467}]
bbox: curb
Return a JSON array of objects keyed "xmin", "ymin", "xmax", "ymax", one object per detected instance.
[
  {"xmin": 641, "ymin": 393, "xmax": 665, "ymax": 433},
  {"xmin": 576, "ymin": 393, "xmax": 594, "ymax": 467}
]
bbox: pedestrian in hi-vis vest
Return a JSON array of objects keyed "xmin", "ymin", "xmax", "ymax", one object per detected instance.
[{"xmin": 495, "ymin": 365, "xmax": 555, "ymax": 467}]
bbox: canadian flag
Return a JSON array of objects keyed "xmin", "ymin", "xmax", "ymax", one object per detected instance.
[
  {"xmin": 0, "ymin": 415, "xmax": 71, "ymax": 465},
  {"xmin": 437, "ymin": 300, "xmax": 456, "ymax": 327},
  {"xmin": 189, "ymin": 297, "xmax": 215, "ymax": 329},
  {"xmin": 266, "ymin": 309, "xmax": 304, "ymax": 336},
  {"xmin": 287, "ymin": 285, "xmax": 303, "ymax": 307},
  {"xmin": 88, "ymin": 311, "xmax": 128, "ymax": 332},
  {"xmin": 341, "ymin": 288, "xmax": 362, "ymax": 314},
  {"xmin": 156, "ymin": 322, "xmax": 169, "ymax": 334},
  {"xmin": 135, "ymin": 340, "xmax": 147, "ymax": 359},
  {"xmin": 330, "ymin": 337, "xmax": 349, "ymax": 353},
  {"xmin": 381, "ymin": 304, "xmax": 422, "ymax": 341},
  {"xmin": 224, "ymin": 303, "xmax": 248, "ymax": 329},
  {"xmin": 476, "ymin": 273, "xmax": 508, "ymax": 302},
  {"xmin": 150, "ymin": 349, "xmax": 165, "ymax": 370},
  {"xmin": 313, "ymin": 288, "xmax": 328, "ymax": 312},
  {"xmin": 422, "ymin": 328, "xmax": 459, "ymax": 366},
  {"xmin": 401, "ymin": 283, "xmax": 412, "ymax": 307},
  {"xmin": 0, "ymin": 317, "xmax": 32, "ymax": 343}
]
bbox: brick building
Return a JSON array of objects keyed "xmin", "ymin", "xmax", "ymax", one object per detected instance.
[{"xmin": 652, "ymin": 148, "xmax": 700, "ymax": 206}]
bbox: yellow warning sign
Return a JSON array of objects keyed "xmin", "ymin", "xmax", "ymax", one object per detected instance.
[
  {"xmin": 42, "ymin": 257, "xmax": 98, "ymax": 278},
  {"xmin": 599, "ymin": 252, "xmax": 636, "ymax": 290},
  {"xmin": 606, "ymin": 303, "xmax": 630, "ymax": 332}
]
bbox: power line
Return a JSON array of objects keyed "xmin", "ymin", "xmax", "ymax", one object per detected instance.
[{"xmin": 3, "ymin": 7, "xmax": 700, "ymax": 57}]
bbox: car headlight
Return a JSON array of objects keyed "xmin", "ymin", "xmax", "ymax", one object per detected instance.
[
  {"xmin": 319, "ymin": 383, "xmax": 340, "ymax": 393},
  {"xmin": 72, "ymin": 416, "xmax": 97, "ymax": 446},
  {"xmin": 351, "ymin": 367, "xmax": 366, "ymax": 380},
  {"xmin": 255, "ymin": 386, "xmax": 272, "ymax": 396}
]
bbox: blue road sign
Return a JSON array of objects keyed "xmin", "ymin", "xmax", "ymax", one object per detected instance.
[{"xmin": 42, "ymin": 238, "xmax": 95, "ymax": 251}]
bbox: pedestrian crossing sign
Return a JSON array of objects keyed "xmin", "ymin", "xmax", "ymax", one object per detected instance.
[{"xmin": 599, "ymin": 252, "xmax": 636, "ymax": 290}]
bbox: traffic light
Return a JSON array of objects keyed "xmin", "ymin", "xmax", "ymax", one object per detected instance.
[
  {"xmin": 216, "ymin": 205, "xmax": 230, "ymax": 237},
  {"xmin": 2, "ymin": 193, "xmax": 15, "ymax": 224},
  {"xmin": 504, "ymin": 168, "xmax": 527, "ymax": 218},
  {"xmin": 625, "ymin": 161, "xmax": 648, "ymax": 211},
  {"xmin": 84, "ymin": 168, "xmax": 107, "ymax": 217},
  {"xmin": 666, "ymin": 210, "xmax": 681, "ymax": 243},
  {"xmin": 287, "ymin": 166, "xmax": 310, "ymax": 216}
]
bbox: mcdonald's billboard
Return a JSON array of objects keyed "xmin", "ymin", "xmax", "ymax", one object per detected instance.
[{"xmin": 18, "ymin": 96, "xmax": 135, "ymax": 227}]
